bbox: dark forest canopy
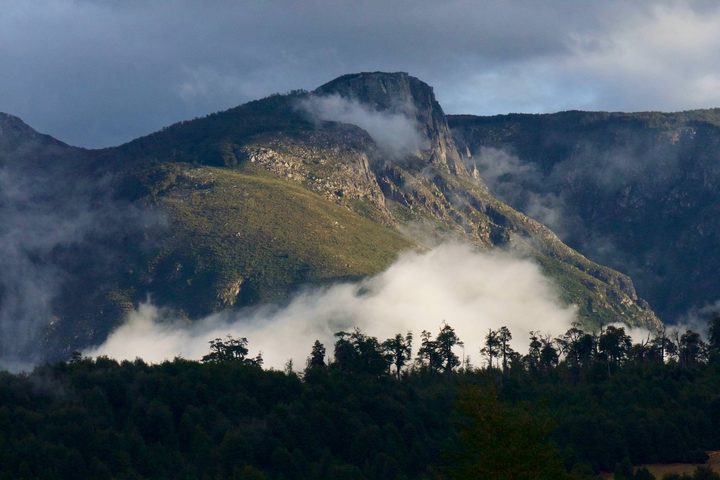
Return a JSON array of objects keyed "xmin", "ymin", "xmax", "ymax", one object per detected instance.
[{"xmin": 1, "ymin": 319, "xmax": 719, "ymax": 480}]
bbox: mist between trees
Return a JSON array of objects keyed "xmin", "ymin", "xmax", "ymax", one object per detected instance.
[
  {"xmin": 192, "ymin": 314, "xmax": 720, "ymax": 378},
  {"xmin": 83, "ymin": 243, "xmax": 578, "ymax": 370}
]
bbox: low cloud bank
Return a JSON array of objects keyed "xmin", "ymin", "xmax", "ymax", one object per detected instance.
[
  {"xmin": 298, "ymin": 94, "xmax": 427, "ymax": 158},
  {"xmin": 86, "ymin": 243, "xmax": 577, "ymax": 369}
]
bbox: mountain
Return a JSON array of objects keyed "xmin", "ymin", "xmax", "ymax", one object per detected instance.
[
  {"xmin": 0, "ymin": 113, "xmax": 69, "ymax": 151},
  {"xmin": 0, "ymin": 73, "xmax": 659, "ymax": 364},
  {"xmin": 449, "ymin": 109, "xmax": 720, "ymax": 323}
]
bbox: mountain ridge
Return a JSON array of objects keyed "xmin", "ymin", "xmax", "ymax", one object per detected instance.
[
  {"xmin": 449, "ymin": 108, "xmax": 720, "ymax": 322},
  {"xmin": 0, "ymin": 72, "xmax": 662, "ymax": 364}
]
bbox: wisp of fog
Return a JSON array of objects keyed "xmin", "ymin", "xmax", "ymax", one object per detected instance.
[
  {"xmin": 0, "ymin": 160, "xmax": 103, "ymax": 364},
  {"xmin": 0, "ymin": 146, "xmax": 161, "ymax": 371},
  {"xmin": 298, "ymin": 94, "xmax": 427, "ymax": 158},
  {"xmin": 86, "ymin": 243, "xmax": 578, "ymax": 369}
]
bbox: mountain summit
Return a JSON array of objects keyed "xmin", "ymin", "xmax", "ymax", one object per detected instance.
[
  {"xmin": 315, "ymin": 72, "xmax": 467, "ymax": 175},
  {"xmin": 0, "ymin": 112, "xmax": 36, "ymax": 138},
  {"xmin": 0, "ymin": 112, "xmax": 69, "ymax": 158}
]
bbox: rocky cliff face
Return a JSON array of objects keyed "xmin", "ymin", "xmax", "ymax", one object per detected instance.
[
  {"xmin": 449, "ymin": 110, "xmax": 720, "ymax": 322},
  {"xmin": 314, "ymin": 72, "xmax": 468, "ymax": 176}
]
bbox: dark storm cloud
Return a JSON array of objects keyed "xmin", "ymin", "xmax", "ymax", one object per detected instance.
[{"xmin": 1, "ymin": 0, "xmax": 719, "ymax": 147}]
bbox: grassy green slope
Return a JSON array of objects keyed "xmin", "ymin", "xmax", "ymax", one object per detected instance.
[{"xmin": 140, "ymin": 162, "xmax": 414, "ymax": 316}]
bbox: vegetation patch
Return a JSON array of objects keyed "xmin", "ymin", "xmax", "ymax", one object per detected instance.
[{"xmin": 144, "ymin": 163, "xmax": 414, "ymax": 315}]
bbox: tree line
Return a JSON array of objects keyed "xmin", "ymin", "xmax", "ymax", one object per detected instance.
[{"xmin": 254, "ymin": 317, "xmax": 720, "ymax": 378}]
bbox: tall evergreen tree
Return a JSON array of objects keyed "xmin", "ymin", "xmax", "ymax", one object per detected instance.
[
  {"xmin": 481, "ymin": 329, "xmax": 500, "ymax": 369},
  {"xmin": 436, "ymin": 323, "xmax": 463, "ymax": 374},
  {"xmin": 382, "ymin": 332, "xmax": 413, "ymax": 379},
  {"xmin": 679, "ymin": 330, "xmax": 705, "ymax": 367},
  {"xmin": 497, "ymin": 326, "xmax": 514, "ymax": 372},
  {"xmin": 417, "ymin": 329, "xmax": 442, "ymax": 372},
  {"xmin": 308, "ymin": 340, "xmax": 327, "ymax": 369}
]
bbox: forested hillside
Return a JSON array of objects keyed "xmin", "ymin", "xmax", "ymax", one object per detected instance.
[{"xmin": 1, "ymin": 318, "xmax": 719, "ymax": 480}]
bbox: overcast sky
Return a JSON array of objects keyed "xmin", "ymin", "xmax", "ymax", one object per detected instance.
[{"xmin": 2, "ymin": 0, "xmax": 720, "ymax": 148}]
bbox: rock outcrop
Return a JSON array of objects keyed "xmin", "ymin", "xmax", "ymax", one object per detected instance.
[{"xmin": 315, "ymin": 72, "xmax": 469, "ymax": 176}]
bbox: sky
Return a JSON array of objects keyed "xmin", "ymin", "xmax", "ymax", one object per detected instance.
[{"xmin": 2, "ymin": 0, "xmax": 720, "ymax": 148}]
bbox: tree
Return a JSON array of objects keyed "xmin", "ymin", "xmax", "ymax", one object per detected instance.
[
  {"xmin": 598, "ymin": 326, "xmax": 631, "ymax": 372},
  {"xmin": 333, "ymin": 331, "xmax": 357, "ymax": 370},
  {"xmin": 525, "ymin": 331, "xmax": 542, "ymax": 372},
  {"xmin": 201, "ymin": 335, "xmax": 262, "ymax": 365},
  {"xmin": 558, "ymin": 325, "xmax": 594, "ymax": 370},
  {"xmin": 539, "ymin": 335, "xmax": 559, "ymax": 372},
  {"xmin": 497, "ymin": 326, "xmax": 514, "ymax": 372},
  {"xmin": 415, "ymin": 324, "xmax": 463, "ymax": 374},
  {"xmin": 382, "ymin": 332, "xmax": 413, "ymax": 379},
  {"xmin": 649, "ymin": 327, "xmax": 676, "ymax": 364},
  {"xmin": 332, "ymin": 328, "xmax": 388, "ymax": 376},
  {"xmin": 449, "ymin": 386, "xmax": 569, "ymax": 480},
  {"xmin": 481, "ymin": 329, "xmax": 500, "ymax": 369},
  {"xmin": 436, "ymin": 323, "xmax": 463, "ymax": 374},
  {"xmin": 416, "ymin": 329, "xmax": 442, "ymax": 372},
  {"xmin": 679, "ymin": 330, "xmax": 705, "ymax": 367},
  {"xmin": 628, "ymin": 341, "xmax": 652, "ymax": 366},
  {"xmin": 69, "ymin": 351, "xmax": 83, "ymax": 364},
  {"xmin": 308, "ymin": 340, "xmax": 327, "ymax": 370}
]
